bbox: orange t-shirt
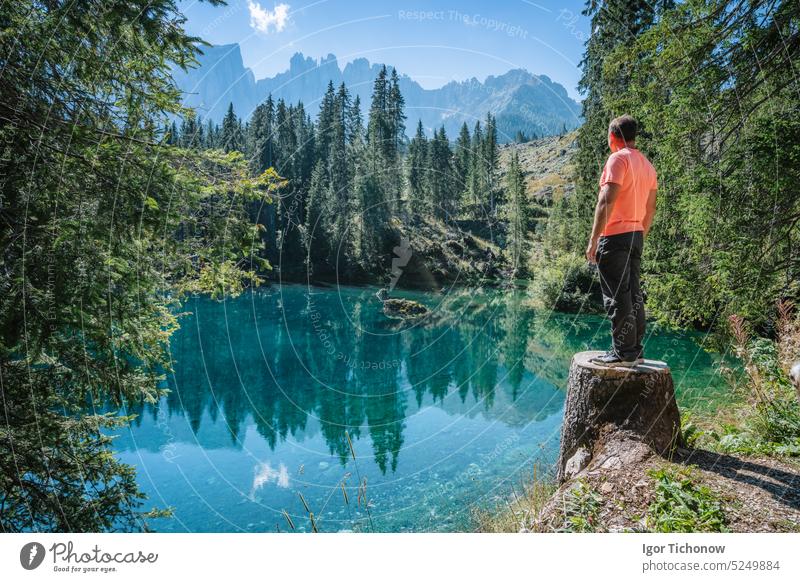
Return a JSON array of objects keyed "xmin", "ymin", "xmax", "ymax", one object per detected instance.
[{"xmin": 598, "ymin": 147, "xmax": 658, "ymax": 236}]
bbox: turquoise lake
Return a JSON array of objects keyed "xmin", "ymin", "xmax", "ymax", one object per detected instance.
[{"xmin": 111, "ymin": 284, "xmax": 730, "ymax": 532}]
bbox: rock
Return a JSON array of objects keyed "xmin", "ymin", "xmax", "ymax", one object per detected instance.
[
  {"xmin": 563, "ymin": 446, "xmax": 591, "ymax": 479},
  {"xmin": 383, "ymin": 298, "xmax": 429, "ymax": 319},
  {"xmin": 598, "ymin": 455, "xmax": 623, "ymax": 470},
  {"xmin": 555, "ymin": 351, "xmax": 683, "ymax": 483},
  {"xmin": 376, "ymin": 288, "xmax": 430, "ymax": 319}
]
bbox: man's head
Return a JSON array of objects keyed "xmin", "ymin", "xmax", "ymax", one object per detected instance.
[{"xmin": 608, "ymin": 115, "xmax": 637, "ymax": 151}]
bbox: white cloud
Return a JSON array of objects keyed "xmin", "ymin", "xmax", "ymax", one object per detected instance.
[
  {"xmin": 247, "ymin": 2, "xmax": 290, "ymax": 34},
  {"xmin": 249, "ymin": 462, "xmax": 290, "ymax": 500}
]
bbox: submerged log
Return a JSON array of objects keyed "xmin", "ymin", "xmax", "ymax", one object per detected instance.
[
  {"xmin": 376, "ymin": 288, "xmax": 430, "ymax": 319},
  {"xmin": 556, "ymin": 351, "xmax": 683, "ymax": 483}
]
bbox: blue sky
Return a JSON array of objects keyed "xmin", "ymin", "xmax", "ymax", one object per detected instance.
[{"xmin": 179, "ymin": 0, "xmax": 590, "ymax": 100}]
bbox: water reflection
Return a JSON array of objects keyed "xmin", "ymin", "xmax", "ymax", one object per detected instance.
[
  {"xmin": 250, "ymin": 462, "xmax": 291, "ymax": 499},
  {"xmin": 119, "ymin": 286, "xmax": 568, "ymax": 471},
  {"xmin": 110, "ymin": 284, "xmax": 730, "ymax": 532}
]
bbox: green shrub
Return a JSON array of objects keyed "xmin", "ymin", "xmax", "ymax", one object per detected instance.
[
  {"xmin": 722, "ymin": 311, "xmax": 800, "ymax": 455},
  {"xmin": 680, "ymin": 413, "xmax": 704, "ymax": 448},
  {"xmin": 530, "ymin": 253, "xmax": 603, "ymax": 313},
  {"xmin": 646, "ymin": 467, "xmax": 728, "ymax": 533},
  {"xmin": 705, "ymin": 424, "xmax": 800, "ymax": 457}
]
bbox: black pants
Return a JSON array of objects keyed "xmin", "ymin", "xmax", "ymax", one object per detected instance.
[{"xmin": 596, "ymin": 230, "xmax": 645, "ymax": 360}]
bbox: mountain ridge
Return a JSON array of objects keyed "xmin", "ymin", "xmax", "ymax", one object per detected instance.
[{"xmin": 172, "ymin": 43, "xmax": 582, "ymax": 141}]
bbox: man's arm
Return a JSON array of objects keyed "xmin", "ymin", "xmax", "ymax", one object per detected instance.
[
  {"xmin": 642, "ymin": 188, "xmax": 657, "ymax": 236},
  {"xmin": 585, "ymin": 182, "xmax": 621, "ymax": 264}
]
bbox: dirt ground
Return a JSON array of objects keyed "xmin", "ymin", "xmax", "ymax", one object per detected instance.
[{"xmin": 533, "ymin": 434, "xmax": 800, "ymax": 533}]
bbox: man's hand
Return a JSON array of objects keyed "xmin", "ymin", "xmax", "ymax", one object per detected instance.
[
  {"xmin": 642, "ymin": 188, "xmax": 657, "ymax": 237},
  {"xmin": 586, "ymin": 237, "xmax": 599, "ymax": 264},
  {"xmin": 587, "ymin": 183, "xmax": 619, "ymax": 263}
]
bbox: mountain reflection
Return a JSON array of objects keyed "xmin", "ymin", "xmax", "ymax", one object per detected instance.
[{"xmin": 116, "ymin": 285, "xmax": 592, "ymax": 473}]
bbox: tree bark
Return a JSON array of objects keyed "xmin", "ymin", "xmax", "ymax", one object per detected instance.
[{"xmin": 556, "ymin": 351, "xmax": 683, "ymax": 483}]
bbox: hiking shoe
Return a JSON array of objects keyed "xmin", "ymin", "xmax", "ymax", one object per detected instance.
[{"xmin": 590, "ymin": 351, "xmax": 643, "ymax": 368}]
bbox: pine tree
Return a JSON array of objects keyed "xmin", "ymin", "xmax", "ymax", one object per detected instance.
[
  {"xmin": 248, "ymin": 96, "xmax": 275, "ymax": 173},
  {"xmin": 304, "ymin": 160, "xmax": 330, "ymax": 270},
  {"xmin": 345, "ymin": 95, "xmax": 366, "ymax": 264},
  {"xmin": 387, "ymin": 68, "xmax": 406, "ymax": 156},
  {"xmin": 426, "ymin": 127, "xmax": 455, "ymax": 219},
  {"xmin": 354, "ymin": 150, "xmax": 385, "ymax": 270},
  {"xmin": 367, "ymin": 65, "xmax": 389, "ymax": 161},
  {"xmin": 330, "ymin": 83, "xmax": 353, "ymax": 255},
  {"xmin": 180, "ymin": 112, "xmax": 200, "ymax": 148},
  {"xmin": 317, "ymin": 81, "xmax": 336, "ymax": 160},
  {"xmin": 275, "ymin": 99, "xmax": 295, "ymax": 178},
  {"xmin": 293, "ymin": 102, "xmax": 315, "ymax": 190},
  {"xmin": 483, "ymin": 113, "xmax": 499, "ymax": 215},
  {"xmin": 279, "ymin": 102, "xmax": 316, "ymax": 270},
  {"xmin": 364, "ymin": 65, "xmax": 394, "ymax": 227},
  {"xmin": 407, "ymin": 120, "xmax": 428, "ymax": 204},
  {"xmin": 454, "ymin": 122, "xmax": 471, "ymax": 205},
  {"xmin": 348, "ymin": 94, "xmax": 364, "ymax": 145},
  {"xmin": 220, "ymin": 102, "xmax": 242, "ymax": 152},
  {"xmin": 504, "ymin": 151, "xmax": 529, "ymax": 273},
  {"xmin": 468, "ymin": 120, "xmax": 484, "ymax": 215},
  {"xmin": 384, "ymin": 68, "xmax": 406, "ymax": 212},
  {"xmin": 205, "ymin": 118, "xmax": 216, "ymax": 149},
  {"xmin": 166, "ymin": 121, "xmax": 178, "ymax": 145},
  {"xmin": 194, "ymin": 117, "xmax": 204, "ymax": 148}
]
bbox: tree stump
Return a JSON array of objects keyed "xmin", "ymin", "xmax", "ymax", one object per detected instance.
[{"xmin": 556, "ymin": 351, "xmax": 683, "ymax": 483}]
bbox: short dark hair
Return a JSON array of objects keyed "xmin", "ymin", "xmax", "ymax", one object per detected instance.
[{"xmin": 609, "ymin": 115, "xmax": 637, "ymax": 143}]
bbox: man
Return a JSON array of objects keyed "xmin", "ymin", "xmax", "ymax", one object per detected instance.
[{"xmin": 585, "ymin": 115, "xmax": 658, "ymax": 367}]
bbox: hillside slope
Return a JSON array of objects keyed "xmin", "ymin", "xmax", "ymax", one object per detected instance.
[
  {"xmin": 498, "ymin": 132, "xmax": 578, "ymax": 204},
  {"xmin": 391, "ymin": 132, "xmax": 580, "ymax": 290}
]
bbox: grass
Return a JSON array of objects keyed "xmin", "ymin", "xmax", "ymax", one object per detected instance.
[
  {"xmin": 473, "ymin": 465, "xmax": 557, "ymax": 532},
  {"xmin": 645, "ymin": 467, "xmax": 728, "ymax": 533},
  {"xmin": 681, "ymin": 302, "xmax": 800, "ymax": 461}
]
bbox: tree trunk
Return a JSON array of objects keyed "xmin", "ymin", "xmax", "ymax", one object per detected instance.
[{"xmin": 556, "ymin": 351, "xmax": 683, "ymax": 483}]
